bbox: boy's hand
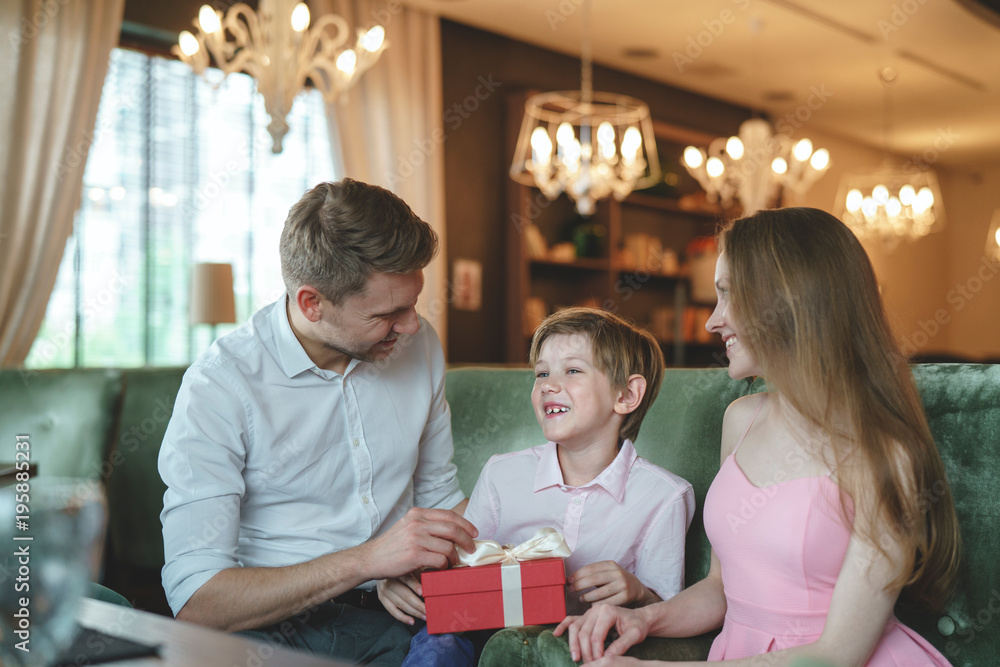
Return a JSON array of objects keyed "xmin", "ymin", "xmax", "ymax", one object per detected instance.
[
  {"xmin": 568, "ymin": 561, "xmax": 655, "ymax": 607},
  {"xmin": 377, "ymin": 572, "xmax": 425, "ymax": 625}
]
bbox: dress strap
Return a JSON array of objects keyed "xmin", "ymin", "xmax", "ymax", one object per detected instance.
[{"xmin": 733, "ymin": 394, "xmax": 767, "ymax": 454}]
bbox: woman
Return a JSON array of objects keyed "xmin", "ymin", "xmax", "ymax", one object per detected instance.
[{"xmin": 554, "ymin": 207, "xmax": 961, "ymax": 665}]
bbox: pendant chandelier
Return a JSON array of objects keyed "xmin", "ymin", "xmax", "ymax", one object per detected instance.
[
  {"xmin": 173, "ymin": 0, "xmax": 387, "ymax": 153},
  {"xmin": 834, "ymin": 67, "xmax": 944, "ymax": 248},
  {"xmin": 680, "ymin": 118, "xmax": 830, "ymax": 215},
  {"xmin": 508, "ymin": 0, "xmax": 660, "ymax": 216}
]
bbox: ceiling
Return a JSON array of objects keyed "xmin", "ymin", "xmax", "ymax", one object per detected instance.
[{"xmin": 401, "ymin": 0, "xmax": 1000, "ymax": 168}]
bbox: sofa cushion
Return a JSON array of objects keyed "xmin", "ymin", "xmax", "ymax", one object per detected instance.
[
  {"xmin": 106, "ymin": 367, "xmax": 186, "ymax": 570},
  {"xmin": 0, "ymin": 368, "xmax": 123, "ymax": 479},
  {"xmin": 903, "ymin": 363, "xmax": 1000, "ymax": 665}
]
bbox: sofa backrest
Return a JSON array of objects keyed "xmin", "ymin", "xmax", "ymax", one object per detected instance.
[
  {"xmin": 447, "ymin": 363, "xmax": 999, "ymax": 665},
  {"xmin": 0, "ymin": 368, "xmax": 123, "ymax": 480},
  {"xmin": 106, "ymin": 367, "xmax": 187, "ymax": 570},
  {"xmin": 904, "ymin": 363, "xmax": 999, "ymax": 666}
]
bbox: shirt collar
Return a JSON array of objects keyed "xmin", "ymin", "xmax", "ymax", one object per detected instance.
[
  {"xmin": 533, "ymin": 439, "xmax": 637, "ymax": 503},
  {"xmin": 274, "ymin": 297, "xmax": 364, "ymax": 380}
]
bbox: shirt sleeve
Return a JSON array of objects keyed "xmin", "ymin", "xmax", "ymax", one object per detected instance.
[
  {"xmin": 633, "ymin": 480, "xmax": 696, "ymax": 601},
  {"xmin": 411, "ymin": 322, "xmax": 465, "ymax": 511},
  {"xmin": 461, "ymin": 457, "xmax": 500, "ymax": 541},
  {"xmin": 158, "ymin": 362, "xmax": 250, "ymax": 616}
]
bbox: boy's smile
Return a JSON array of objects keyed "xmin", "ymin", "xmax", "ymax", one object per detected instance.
[{"xmin": 531, "ymin": 332, "xmax": 625, "ymax": 454}]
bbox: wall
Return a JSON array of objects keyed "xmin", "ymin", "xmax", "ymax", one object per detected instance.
[
  {"xmin": 798, "ymin": 129, "xmax": 1000, "ymax": 361},
  {"xmin": 440, "ymin": 20, "xmax": 749, "ymax": 363},
  {"xmin": 440, "ymin": 20, "xmax": 1000, "ymax": 363}
]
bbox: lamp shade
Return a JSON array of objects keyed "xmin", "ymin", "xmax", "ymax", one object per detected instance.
[{"xmin": 190, "ymin": 262, "xmax": 236, "ymax": 325}]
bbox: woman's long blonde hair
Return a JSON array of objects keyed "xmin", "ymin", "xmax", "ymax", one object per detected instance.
[{"xmin": 718, "ymin": 207, "xmax": 960, "ymax": 608}]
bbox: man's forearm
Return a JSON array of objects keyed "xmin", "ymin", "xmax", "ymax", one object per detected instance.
[{"xmin": 176, "ymin": 546, "xmax": 370, "ymax": 632}]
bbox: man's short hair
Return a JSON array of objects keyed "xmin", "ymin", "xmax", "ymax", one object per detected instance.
[
  {"xmin": 528, "ymin": 307, "xmax": 665, "ymax": 443},
  {"xmin": 279, "ymin": 178, "xmax": 438, "ymax": 304}
]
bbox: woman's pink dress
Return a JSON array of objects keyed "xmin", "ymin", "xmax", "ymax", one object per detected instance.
[{"xmin": 703, "ymin": 398, "xmax": 951, "ymax": 665}]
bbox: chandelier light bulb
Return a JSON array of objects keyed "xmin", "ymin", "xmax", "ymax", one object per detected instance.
[
  {"xmin": 530, "ymin": 127, "xmax": 553, "ymax": 166},
  {"xmin": 771, "ymin": 157, "xmax": 788, "ymax": 175},
  {"xmin": 872, "ymin": 184, "xmax": 889, "ymax": 206},
  {"xmin": 885, "ymin": 197, "xmax": 902, "ymax": 217},
  {"xmin": 336, "ymin": 49, "xmax": 358, "ymax": 74},
  {"xmin": 198, "ymin": 5, "xmax": 221, "ymax": 34},
  {"xmin": 914, "ymin": 187, "xmax": 934, "ymax": 213},
  {"xmin": 862, "ymin": 196, "xmax": 877, "ymax": 219},
  {"xmin": 810, "ymin": 149, "xmax": 830, "ymax": 171},
  {"xmin": 290, "ymin": 3, "xmax": 310, "ymax": 31},
  {"xmin": 683, "ymin": 146, "xmax": 704, "ymax": 169},
  {"xmin": 361, "ymin": 25, "xmax": 386, "ymax": 52},
  {"xmin": 622, "ymin": 126, "xmax": 643, "ymax": 164},
  {"xmin": 596, "ymin": 122, "xmax": 616, "ymax": 160},
  {"xmin": 725, "ymin": 136, "xmax": 744, "ymax": 160},
  {"xmin": 845, "ymin": 189, "xmax": 863, "ymax": 213},
  {"xmin": 706, "ymin": 157, "xmax": 725, "ymax": 178},
  {"xmin": 178, "ymin": 30, "xmax": 200, "ymax": 56},
  {"xmin": 898, "ymin": 184, "xmax": 916, "ymax": 205},
  {"xmin": 792, "ymin": 138, "xmax": 813, "ymax": 162}
]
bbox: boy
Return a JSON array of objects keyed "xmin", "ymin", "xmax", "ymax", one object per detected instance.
[{"xmin": 404, "ymin": 307, "xmax": 695, "ymax": 666}]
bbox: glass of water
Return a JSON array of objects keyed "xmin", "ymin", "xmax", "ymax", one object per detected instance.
[{"xmin": 0, "ymin": 477, "xmax": 107, "ymax": 666}]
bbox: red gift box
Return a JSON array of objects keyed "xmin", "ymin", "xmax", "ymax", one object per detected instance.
[{"xmin": 422, "ymin": 557, "xmax": 566, "ymax": 634}]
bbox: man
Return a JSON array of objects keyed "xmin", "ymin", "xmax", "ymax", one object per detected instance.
[{"xmin": 159, "ymin": 179, "xmax": 476, "ymax": 664}]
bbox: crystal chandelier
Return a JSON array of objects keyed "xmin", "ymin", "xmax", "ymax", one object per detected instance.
[
  {"xmin": 173, "ymin": 0, "xmax": 387, "ymax": 153},
  {"xmin": 834, "ymin": 67, "xmax": 944, "ymax": 247},
  {"xmin": 509, "ymin": 0, "xmax": 660, "ymax": 216},
  {"xmin": 835, "ymin": 168, "xmax": 942, "ymax": 247},
  {"xmin": 680, "ymin": 118, "xmax": 830, "ymax": 215}
]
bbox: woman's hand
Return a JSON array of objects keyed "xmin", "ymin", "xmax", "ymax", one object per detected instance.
[
  {"xmin": 569, "ymin": 561, "xmax": 658, "ymax": 607},
  {"xmin": 553, "ymin": 603, "xmax": 651, "ymax": 663}
]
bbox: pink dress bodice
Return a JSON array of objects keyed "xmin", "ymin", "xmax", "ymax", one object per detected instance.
[{"xmin": 702, "ymin": 397, "xmax": 950, "ymax": 664}]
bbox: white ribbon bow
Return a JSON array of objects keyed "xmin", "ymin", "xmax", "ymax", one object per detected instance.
[{"xmin": 456, "ymin": 527, "xmax": 571, "ymax": 567}]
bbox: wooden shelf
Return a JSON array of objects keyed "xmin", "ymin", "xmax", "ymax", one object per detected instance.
[
  {"xmin": 504, "ymin": 89, "xmax": 725, "ymax": 367},
  {"xmin": 530, "ymin": 258, "xmax": 609, "ymax": 271},
  {"xmin": 623, "ymin": 192, "xmax": 728, "ymax": 220}
]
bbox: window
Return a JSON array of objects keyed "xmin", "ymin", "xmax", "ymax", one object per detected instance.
[{"xmin": 27, "ymin": 47, "xmax": 337, "ymax": 368}]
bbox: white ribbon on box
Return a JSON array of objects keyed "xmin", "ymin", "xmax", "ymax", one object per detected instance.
[{"xmin": 455, "ymin": 527, "xmax": 571, "ymax": 627}]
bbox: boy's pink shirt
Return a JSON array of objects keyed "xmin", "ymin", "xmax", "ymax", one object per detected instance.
[{"xmin": 463, "ymin": 439, "xmax": 695, "ymax": 611}]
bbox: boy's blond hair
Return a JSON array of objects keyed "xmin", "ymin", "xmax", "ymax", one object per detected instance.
[{"xmin": 528, "ymin": 307, "xmax": 665, "ymax": 443}]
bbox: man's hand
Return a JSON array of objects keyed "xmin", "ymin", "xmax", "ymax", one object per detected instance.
[
  {"xmin": 377, "ymin": 573, "xmax": 425, "ymax": 625},
  {"xmin": 569, "ymin": 561, "xmax": 656, "ymax": 607},
  {"xmin": 363, "ymin": 507, "xmax": 478, "ymax": 580}
]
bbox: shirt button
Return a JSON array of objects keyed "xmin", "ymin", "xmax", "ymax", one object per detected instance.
[
  {"xmin": 353, "ymin": 439, "xmax": 360, "ymax": 447},
  {"xmin": 362, "ymin": 496, "xmax": 369, "ymax": 504},
  {"xmin": 573, "ymin": 498, "xmax": 582, "ymax": 506}
]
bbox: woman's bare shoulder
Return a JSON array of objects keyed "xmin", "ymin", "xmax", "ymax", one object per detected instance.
[{"xmin": 719, "ymin": 392, "xmax": 768, "ymax": 462}]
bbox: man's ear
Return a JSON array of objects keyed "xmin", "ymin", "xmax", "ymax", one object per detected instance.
[
  {"xmin": 294, "ymin": 286, "xmax": 325, "ymax": 323},
  {"xmin": 613, "ymin": 374, "xmax": 647, "ymax": 416}
]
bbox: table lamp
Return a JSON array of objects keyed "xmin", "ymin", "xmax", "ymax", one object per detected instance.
[{"xmin": 190, "ymin": 262, "xmax": 237, "ymax": 340}]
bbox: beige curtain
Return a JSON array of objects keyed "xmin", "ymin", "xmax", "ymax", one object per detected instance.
[
  {"xmin": 0, "ymin": 0, "xmax": 125, "ymax": 365},
  {"xmin": 314, "ymin": 0, "xmax": 449, "ymax": 350}
]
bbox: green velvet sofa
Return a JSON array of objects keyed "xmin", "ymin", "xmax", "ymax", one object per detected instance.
[{"xmin": 0, "ymin": 363, "xmax": 996, "ymax": 665}]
